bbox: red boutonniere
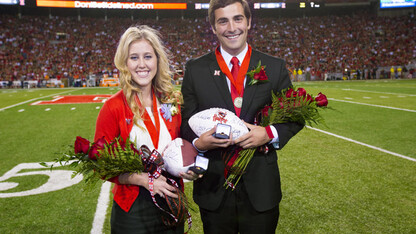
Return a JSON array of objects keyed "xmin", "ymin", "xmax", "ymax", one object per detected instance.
[{"xmin": 247, "ymin": 61, "xmax": 269, "ymax": 86}]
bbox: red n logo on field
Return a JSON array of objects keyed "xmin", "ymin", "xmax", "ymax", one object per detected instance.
[{"xmin": 31, "ymin": 95, "xmax": 112, "ymax": 105}]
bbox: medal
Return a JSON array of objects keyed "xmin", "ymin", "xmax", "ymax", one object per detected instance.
[{"xmin": 233, "ymin": 97, "xmax": 243, "ymax": 108}]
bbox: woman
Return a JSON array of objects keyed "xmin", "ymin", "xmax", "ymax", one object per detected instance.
[{"xmin": 94, "ymin": 25, "xmax": 187, "ymax": 233}]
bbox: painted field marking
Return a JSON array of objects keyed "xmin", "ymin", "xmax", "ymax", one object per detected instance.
[
  {"xmin": 0, "ymin": 162, "xmax": 83, "ymax": 198},
  {"xmin": 363, "ymin": 97, "xmax": 371, "ymax": 99},
  {"xmin": 342, "ymin": 88, "xmax": 416, "ymax": 97},
  {"xmin": 344, "ymin": 97, "xmax": 353, "ymax": 100},
  {"xmin": 91, "ymin": 182, "xmax": 111, "ymax": 234},
  {"xmin": 18, "ymin": 109, "xmax": 25, "ymax": 112},
  {"xmin": 32, "ymin": 94, "xmax": 112, "ymax": 105},
  {"xmin": 45, "ymin": 108, "xmax": 51, "ymax": 111},
  {"xmin": 51, "ymin": 96, "xmax": 64, "ymax": 102},
  {"xmin": 0, "ymin": 89, "xmax": 79, "ymax": 111},
  {"xmin": 328, "ymin": 98, "xmax": 416, "ymax": 113},
  {"xmin": 308, "ymin": 126, "xmax": 416, "ymax": 162}
]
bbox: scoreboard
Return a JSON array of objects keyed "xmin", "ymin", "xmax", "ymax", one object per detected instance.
[
  {"xmin": 6, "ymin": 1, "xmax": 414, "ymax": 10},
  {"xmin": 380, "ymin": 0, "xmax": 416, "ymax": 8}
]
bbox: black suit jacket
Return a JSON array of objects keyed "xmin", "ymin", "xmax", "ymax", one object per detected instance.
[{"xmin": 181, "ymin": 49, "xmax": 303, "ymax": 212}]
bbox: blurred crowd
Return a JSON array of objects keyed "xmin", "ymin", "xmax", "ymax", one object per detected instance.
[{"xmin": 0, "ymin": 11, "xmax": 415, "ymax": 85}]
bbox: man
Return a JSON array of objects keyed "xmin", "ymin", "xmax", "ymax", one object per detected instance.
[{"xmin": 180, "ymin": 0, "xmax": 303, "ymax": 233}]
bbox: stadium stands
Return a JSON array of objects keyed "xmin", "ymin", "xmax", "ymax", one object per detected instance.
[{"xmin": 0, "ymin": 10, "xmax": 415, "ymax": 86}]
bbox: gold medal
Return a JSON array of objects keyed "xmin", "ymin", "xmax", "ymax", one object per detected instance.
[{"xmin": 234, "ymin": 97, "xmax": 243, "ymax": 108}]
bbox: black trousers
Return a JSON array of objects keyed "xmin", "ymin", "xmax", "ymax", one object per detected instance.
[
  {"xmin": 111, "ymin": 187, "xmax": 184, "ymax": 234},
  {"xmin": 200, "ymin": 183, "xmax": 279, "ymax": 234}
]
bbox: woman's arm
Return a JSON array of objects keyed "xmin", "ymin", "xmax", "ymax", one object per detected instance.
[{"xmin": 118, "ymin": 172, "xmax": 178, "ymax": 198}]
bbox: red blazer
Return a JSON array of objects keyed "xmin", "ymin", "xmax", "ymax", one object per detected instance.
[{"xmin": 94, "ymin": 90, "xmax": 182, "ymax": 212}]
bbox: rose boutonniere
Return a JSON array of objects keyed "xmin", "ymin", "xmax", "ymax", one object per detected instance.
[{"xmin": 247, "ymin": 61, "xmax": 268, "ymax": 86}]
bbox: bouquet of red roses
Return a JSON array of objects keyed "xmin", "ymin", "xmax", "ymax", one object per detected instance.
[
  {"xmin": 42, "ymin": 136, "xmax": 191, "ymax": 229},
  {"xmin": 224, "ymin": 86, "xmax": 329, "ymax": 189},
  {"xmin": 42, "ymin": 136, "xmax": 145, "ymax": 185}
]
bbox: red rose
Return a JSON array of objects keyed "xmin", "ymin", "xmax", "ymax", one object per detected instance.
[
  {"xmin": 74, "ymin": 136, "xmax": 90, "ymax": 154},
  {"xmin": 315, "ymin": 92, "xmax": 328, "ymax": 107},
  {"xmin": 88, "ymin": 137, "xmax": 106, "ymax": 160},
  {"xmin": 253, "ymin": 67, "xmax": 268, "ymax": 81},
  {"xmin": 130, "ymin": 144, "xmax": 140, "ymax": 155},
  {"xmin": 261, "ymin": 105, "xmax": 272, "ymax": 117},
  {"xmin": 306, "ymin": 94, "xmax": 314, "ymax": 103},
  {"xmin": 297, "ymin": 88, "xmax": 307, "ymax": 97},
  {"xmin": 110, "ymin": 139, "xmax": 126, "ymax": 155},
  {"xmin": 278, "ymin": 97, "xmax": 284, "ymax": 109},
  {"xmin": 285, "ymin": 88, "xmax": 296, "ymax": 98}
]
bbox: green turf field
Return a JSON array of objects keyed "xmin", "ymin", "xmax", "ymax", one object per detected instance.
[{"xmin": 0, "ymin": 80, "xmax": 415, "ymax": 233}]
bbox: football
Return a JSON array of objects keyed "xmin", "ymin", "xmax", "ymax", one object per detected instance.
[
  {"xmin": 188, "ymin": 108, "xmax": 249, "ymax": 140},
  {"xmin": 162, "ymin": 138, "xmax": 198, "ymax": 177}
]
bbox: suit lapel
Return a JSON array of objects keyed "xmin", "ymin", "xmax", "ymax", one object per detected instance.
[
  {"xmin": 240, "ymin": 51, "xmax": 260, "ymax": 119},
  {"xmin": 208, "ymin": 53, "xmax": 235, "ymax": 111}
]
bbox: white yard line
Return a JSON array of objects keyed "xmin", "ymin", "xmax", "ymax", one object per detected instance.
[
  {"xmin": 51, "ymin": 96, "xmax": 64, "ymax": 102},
  {"xmin": 308, "ymin": 126, "xmax": 416, "ymax": 162},
  {"xmin": 328, "ymin": 98, "xmax": 416, "ymax": 113},
  {"xmin": 90, "ymin": 181, "xmax": 111, "ymax": 234},
  {"xmin": 0, "ymin": 89, "xmax": 79, "ymax": 111},
  {"xmin": 342, "ymin": 88, "xmax": 416, "ymax": 97}
]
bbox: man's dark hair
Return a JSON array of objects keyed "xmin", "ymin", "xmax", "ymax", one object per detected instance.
[{"xmin": 208, "ymin": 0, "xmax": 251, "ymax": 30}]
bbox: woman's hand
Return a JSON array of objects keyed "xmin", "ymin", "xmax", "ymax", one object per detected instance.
[
  {"xmin": 118, "ymin": 172, "xmax": 178, "ymax": 198},
  {"xmin": 151, "ymin": 175, "xmax": 178, "ymax": 199}
]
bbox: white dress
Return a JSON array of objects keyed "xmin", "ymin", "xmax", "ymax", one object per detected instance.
[{"xmin": 129, "ymin": 105, "xmax": 172, "ymax": 153}]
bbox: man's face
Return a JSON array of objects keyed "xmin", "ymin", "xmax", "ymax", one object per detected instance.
[{"xmin": 212, "ymin": 2, "xmax": 251, "ymax": 56}]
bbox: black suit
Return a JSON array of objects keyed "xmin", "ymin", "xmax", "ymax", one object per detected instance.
[{"xmin": 181, "ymin": 48, "xmax": 303, "ymax": 232}]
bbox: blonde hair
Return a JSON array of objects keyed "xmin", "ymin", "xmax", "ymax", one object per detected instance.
[{"xmin": 114, "ymin": 25, "xmax": 182, "ymax": 126}]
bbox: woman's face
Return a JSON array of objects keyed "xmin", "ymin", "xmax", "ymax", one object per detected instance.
[{"xmin": 127, "ymin": 39, "xmax": 158, "ymax": 90}]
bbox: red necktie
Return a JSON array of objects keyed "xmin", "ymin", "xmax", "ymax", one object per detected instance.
[{"xmin": 230, "ymin": 57, "xmax": 242, "ymax": 116}]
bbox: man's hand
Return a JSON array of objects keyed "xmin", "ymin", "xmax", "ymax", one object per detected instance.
[
  {"xmin": 179, "ymin": 170, "xmax": 203, "ymax": 181},
  {"xmin": 234, "ymin": 122, "xmax": 271, "ymax": 149},
  {"xmin": 194, "ymin": 126, "xmax": 233, "ymax": 151}
]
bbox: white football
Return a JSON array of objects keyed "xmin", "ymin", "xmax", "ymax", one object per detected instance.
[
  {"xmin": 188, "ymin": 108, "xmax": 249, "ymax": 140},
  {"xmin": 162, "ymin": 138, "xmax": 198, "ymax": 177}
]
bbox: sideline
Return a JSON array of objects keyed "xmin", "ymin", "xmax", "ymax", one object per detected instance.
[
  {"xmin": 342, "ymin": 88, "xmax": 416, "ymax": 96},
  {"xmin": 308, "ymin": 126, "xmax": 416, "ymax": 162},
  {"xmin": 0, "ymin": 89, "xmax": 81, "ymax": 111},
  {"xmin": 328, "ymin": 98, "xmax": 416, "ymax": 113},
  {"xmin": 91, "ymin": 181, "xmax": 112, "ymax": 234}
]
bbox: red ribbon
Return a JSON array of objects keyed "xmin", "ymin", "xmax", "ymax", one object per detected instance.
[
  {"xmin": 139, "ymin": 146, "xmax": 192, "ymax": 231},
  {"xmin": 135, "ymin": 89, "xmax": 160, "ymax": 149},
  {"xmin": 215, "ymin": 45, "xmax": 252, "ymax": 103}
]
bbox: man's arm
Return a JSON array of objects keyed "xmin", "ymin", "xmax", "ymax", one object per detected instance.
[
  {"xmin": 180, "ymin": 60, "xmax": 199, "ymax": 144},
  {"xmin": 271, "ymin": 60, "xmax": 304, "ymax": 149},
  {"xmin": 235, "ymin": 56, "xmax": 303, "ymax": 150},
  {"xmin": 180, "ymin": 60, "xmax": 233, "ymax": 152}
]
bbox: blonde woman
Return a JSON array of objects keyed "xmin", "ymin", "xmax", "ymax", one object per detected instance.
[{"xmin": 94, "ymin": 25, "xmax": 190, "ymax": 233}]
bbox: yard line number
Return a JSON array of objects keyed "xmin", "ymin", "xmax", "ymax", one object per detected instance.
[{"xmin": 0, "ymin": 162, "xmax": 82, "ymax": 198}]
